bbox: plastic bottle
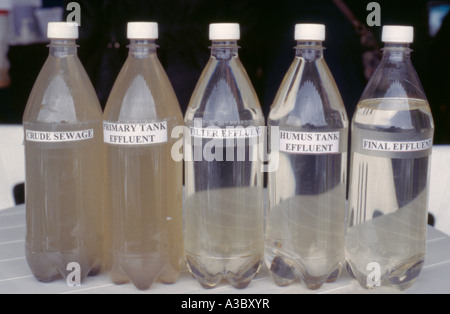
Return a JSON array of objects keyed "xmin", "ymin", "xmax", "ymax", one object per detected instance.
[
  {"xmin": 346, "ymin": 25, "xmax": 434, "ymax": 290},
  {"xmin": 23, "ymin": 22, "xmax": 103, "ymax": 283},
  {"xmin": 103, "ymin": 22, "xmax": 184, "ymax": 290},
  {"xmin": 184, "ymin": 23, "xmax": 265, "ymax": 289},
  {"xmin": 265, "ymin": 24, "xmax": 349, "ymax": 290}
]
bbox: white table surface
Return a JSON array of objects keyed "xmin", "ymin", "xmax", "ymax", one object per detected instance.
[{"xmin": 1, "ymin": 204, "xmax": 450, "ymax": 294}]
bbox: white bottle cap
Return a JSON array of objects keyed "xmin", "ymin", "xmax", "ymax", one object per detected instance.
[
  {"xmin": 47, "ymin": 22, "xmax": 79, "ymax": 39},
  {"xmin": 127, "ymin": 22, "xmax": 158, "ymax": 39},
  {"xmin": 295, "ymin": 23, "xmax": 326, "ymax": 41},
  {"xmin": 209, "ymin": 23, "xmax": 240, "ymax": 40},
  {"xmin": 382, "ymin": 25, "xmax": 414, "ymax": 43}
]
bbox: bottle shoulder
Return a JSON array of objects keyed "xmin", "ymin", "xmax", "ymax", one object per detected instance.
[
  {"xmin": 352, "ymin": 98, "xmax": 434, "ymax": 132},
  {"xmin": 268, "ymin": 57, "xmax": 348, "ymax": 130},
  {"xmin": 185, "ymin": 56, "xmax": 264, "ymax": 125},
  {"xmin": 359, "ymin": 57, "xmax": 427, "ymax": 102},
  {"xmin": 103, "ymin": 55, "xmax": 183, "ymax": 123},
  {"xmin": 23, "ymin": 55, "xmax": 102, "ymax": 124}
]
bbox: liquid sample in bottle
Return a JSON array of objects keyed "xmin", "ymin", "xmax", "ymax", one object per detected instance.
[
  {"xmin": 184, "ymin": 23, "xmax": 265, "ymax": 289},
  {"xmin": 103, "ymin": 22, "xmax": 184, "ymax": 290},
  {"xmin": 265, "ymin": 24, "xmax": 349, "ymax": 290},
  {"xmin": 346, "ymin": 26, "xmax": 434, "ymax": 290},
  {"xmin": 23, "ymin": 22, "xmax": 103, "ymax": 283}
]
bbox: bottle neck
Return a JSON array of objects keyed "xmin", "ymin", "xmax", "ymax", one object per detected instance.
[
  {"xmin": 210, "ymin": 41, "xmax": 239, "ymax": 60},
  {"xmin": 49, "ymin": 39, "xmax": 78, "ymax": 57},
  {"xmin": 295, "ymin": 41, "xmax": 324, "ymax": 60},
  {"xmin": 360, "ymin": 42, "xmax": 425, "ymax": 102},
  {"xmin": 382, "ymin": 43, "xmax": 411, "ymax": 62},
  {"xmin": 128, "ymin": 40, "xmax": 158, "ymax": 58}
]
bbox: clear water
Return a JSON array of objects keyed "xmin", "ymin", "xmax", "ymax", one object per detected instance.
[
  {"xmin": 184, "ymin": 42, "xmax": 265, "ymax": 289},
  {"xmin": 265, "ymin": 47, "xmax": 348, "ymax": 289},
  {"xmin": 184, "ymin": 130, "xmax": 264, "ymax": 288},
  {"xmin": 265, "ymin": 153, "xmax": 346, "ymax": 289},
  {"xmin": 346, "ymin": 98, "xmax": 434, "ymax": 290},
  {"xmin": 184, "ymin": 186, "xmax": 264, "ymax": 288}
]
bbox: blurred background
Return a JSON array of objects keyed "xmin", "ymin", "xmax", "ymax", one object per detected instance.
[{"xmin": 0, "ymin": 0, "xmax": 449, "ymax": 143}]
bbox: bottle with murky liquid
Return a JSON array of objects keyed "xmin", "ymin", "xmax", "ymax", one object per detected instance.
[
  {"xmin": 23, "ymin": 22, "xmax": 103, "ymax": 283},
  {"xmin": 346, "ymin": 25, "xmax": 434, "ymax": 290},
  {"xmin": 103, "ymin": 22, "xmax": 184, "ymax": 290},
  {"xmin": 265, "ymin": 24, "xmax": 348, "ymax": 290},
  {"xmin": 184, "ymin": 23, "xmax": 265, "ymax": 289}
]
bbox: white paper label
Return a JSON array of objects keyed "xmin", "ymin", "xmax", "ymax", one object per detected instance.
[
  {"xmin": 25, "ymin": 129, "xmax": 94, "ymax": 143},
  {"xmin": 189, "ymin": 126, "xmax": 263, "ymax": 139},
  {"xmin": 103, "ymin": 121, "xmax": 168, "ymax": 145},
  {"xmin": 362, "ymin": 139, "xmax": 433, "ymax": 152},
  {"xmin": 279, "ymin": 130, "xmax": 340, "ymax": 154}
]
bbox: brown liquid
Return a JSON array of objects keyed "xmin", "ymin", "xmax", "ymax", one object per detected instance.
[
  {"xmin": 24, "ymin": 121, "xmax": 103, "ymax": 282},
  {"xmin": 103, "ymin": 43, "xmax": 184, "ymax": 290},
  {"xmin": 105, "ymin": 136, "xmax": 183, "ymax": 290},
  {"xmin": 23, "ymin": 40, "xmax": 104, "ymax": 283}
]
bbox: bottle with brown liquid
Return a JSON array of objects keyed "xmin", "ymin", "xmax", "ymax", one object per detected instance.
[
  {"xmin": 103, "ymin": 22, "xmax": 184, "ymax": 290},
  {"xmin": 23, "ymin": 22, "xmax": 103, "ymax": 283}
]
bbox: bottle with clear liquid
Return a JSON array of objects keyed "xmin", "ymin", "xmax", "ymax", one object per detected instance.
[
  {"xmin": 23, "ymin": 22, "xmax": 103, "ymax": 283},
  {"xmin": 103, "ymin": 22, "xmax": 184, "ymax": 290},
  {"xmin": 184, "ymin": 23, "xmax": 265, "ymax": 289},
  {"xmin": 265, "ymin": 24, "xmax": 348, "ymax": 290},
  {"xmin": 346, "ymin": 26, "xmax": 434, "ymax": 290}
]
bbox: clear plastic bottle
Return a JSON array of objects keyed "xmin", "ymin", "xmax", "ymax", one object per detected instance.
[
  {"xmin": 265, "ymin": 24, "xmax": 348, "ymax": 290},
  {"xmin": 103, "ymin": 22, "xmax": 184, "ymax": 290},
  {"xmin": 184, "ymin": 23, "xmax": 265, "ymax": 289},
  {"xmin": 346, "ymin": 25, "xmax": 434, "ymax": 290},
  {"xmin": 23, "ymin": 22, "xmax": 103, "ymax": 283}
]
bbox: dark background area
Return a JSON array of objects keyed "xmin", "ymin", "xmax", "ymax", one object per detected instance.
[{"xmin": 1, "ymin": 0, "xmax": 449, "ymax": 143}]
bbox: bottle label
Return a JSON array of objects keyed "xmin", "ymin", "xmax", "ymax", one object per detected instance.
[
  {"xmin": 353, "ymin": 129, "xmax": 433, "ymax": 158},
  {"xmin": 103, "ymin": 121, "xmax": 168, "ymax": 145},
  {"xmin": 188, "ymin": 126, "xmax": 263, "ymax": 139},
  {"xmin": 25, "ymin": 129, "xmax": 94, "ymax": 143},
  {"xmin": 184, "ymin": 124, "xmax": 264, "ymax": 163},
  {"xmin": 278, "ymin": 130, "xmax": 342, "ymax": 154}
]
